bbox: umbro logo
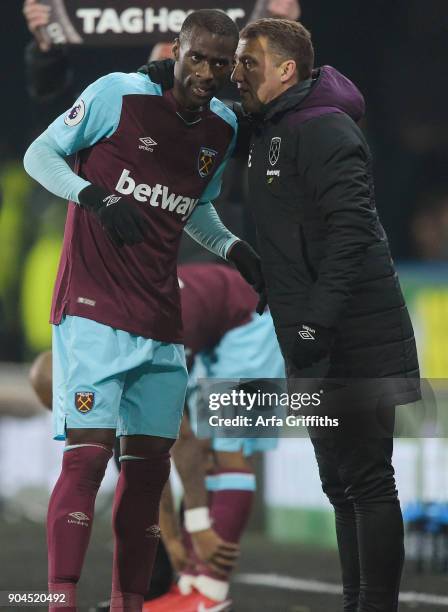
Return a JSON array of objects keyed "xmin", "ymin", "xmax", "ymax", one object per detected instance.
[
  {"xmin": 102, "ymin": 194, "xmax": 121, "ymax": 206},
  {"xmin": 139, "ymin": 136, "xmax": 157, "ymax": 152},
  {"xmin": 299, "ymin": 325, "xmax": 315, "ymax": 341},
  {"xmin": 145, "ymin": 525, "xmax": 161, "ymax": 538},
  {"xmin": 69, "ymin": 512, "xmax": 89, "ymax": 521},
  {"xmin": 67, "ymin": 511, "xmax": 90, "ymax": 527}
]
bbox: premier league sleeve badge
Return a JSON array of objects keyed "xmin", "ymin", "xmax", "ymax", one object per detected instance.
[{"xmin": 64, "ymin": 99, "xmax": 85, "ymax": 126}]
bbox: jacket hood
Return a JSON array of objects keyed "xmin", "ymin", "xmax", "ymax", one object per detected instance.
[{"xmin": 264, "ymin": 65, "xmax": 365, "ymax": 123}]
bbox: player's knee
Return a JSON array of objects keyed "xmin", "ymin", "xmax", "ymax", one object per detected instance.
[
  {"xmin": 120, "ymin": 434, "xmax": 175, "ymax": 458},
  {"xmin": 119, "ymin": 436, "xmax": 173, "ymax": 494},
  {"xmin": 62, "ymin": 444, "xmax": 112, "ymax": 490},
  {"xmin": 29, "ymin": 350, "xmax": 53, "ymax": 410},
  {"xmin": 66, "ymin": 428, "xmax": 116, "ymax": 451},
  {"xmin": 214, "ymin": 450, "xmax": 253, "ymax": 472},
  {"xmin": 178, "ymin": 418, "xmax": 196, "ymax": 442},
  {"xmin": 79, "ymin": 462, "xmax": 108, "ymax": 492},
  {"xmin": 116, "ymin": 451, "xmax": 171, "ymax": 507}
]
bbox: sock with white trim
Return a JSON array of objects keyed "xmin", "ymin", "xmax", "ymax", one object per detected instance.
[
  {"xmin": 47, "ymin": 444, "xmax": 112, "ymax": 611},
  {"xmin": 110, "ymin": 453, "xmax": 170, "ymax": 611},
  {"xmin": 196, "ymin": 470, "xmax": 256, "ymax": 599}
]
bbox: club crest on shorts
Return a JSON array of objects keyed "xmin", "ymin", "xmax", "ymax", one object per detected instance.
[
  {"xmin": 198, "ymin": 147, "xmax": 218, "ymax": 178},
  {"xmin": 269, "ymin": 137, "xmax": 282, "ymax": 166},
  {"xmin": 75, "ymin": 391, "xmax": 95, "ymax": 413}
]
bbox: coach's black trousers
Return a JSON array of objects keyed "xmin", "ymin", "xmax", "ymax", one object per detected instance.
[
  {"xmin": 286, "ymin": 364, "xmax": 404, "ymax": 611},
  {"xmin": 310, "ymin": 420, "xmax": 404, "ymax": 612}
]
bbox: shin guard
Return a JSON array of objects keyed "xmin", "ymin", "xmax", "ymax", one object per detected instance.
[{"xmin": 111, "ymin": 453, "xmax": 170, "ymax": 611}]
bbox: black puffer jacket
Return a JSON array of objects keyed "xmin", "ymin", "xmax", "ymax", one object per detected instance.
[{"xmin": 247, "ymin": 66, "xmax": 419, "ymax": 403}]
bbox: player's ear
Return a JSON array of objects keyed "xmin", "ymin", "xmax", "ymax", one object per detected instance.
[{"xmin": 172, "ymin": 38, "xmax": 180, "ymax": 61}]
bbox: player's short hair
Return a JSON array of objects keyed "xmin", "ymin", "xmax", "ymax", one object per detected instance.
[
  {"xmin": 179, "ymin": 9, "xmax": 239, "ymax": 47},
  {"xmin": 240, "ymin": 18, "xmax": 314, "ymax": 81}
]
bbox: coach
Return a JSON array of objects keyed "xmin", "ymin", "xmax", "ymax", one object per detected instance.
[{"xmin": 232, "ymin": 18, "xmax": 420, "ymax": 612}]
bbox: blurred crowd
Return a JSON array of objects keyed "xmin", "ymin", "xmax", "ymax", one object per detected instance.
[{"xmin": 1, "ymin": 0, "xmax": 448, "ymax": 362}]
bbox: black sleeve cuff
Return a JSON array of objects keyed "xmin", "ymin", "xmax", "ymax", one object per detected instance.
[{"xmin": 78, "ymin": 184, "xmax": 109, "ymax": 211}]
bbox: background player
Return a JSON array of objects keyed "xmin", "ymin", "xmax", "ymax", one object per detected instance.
[
  {"xmin": 150, "ymin": 263, "xmax": 284, "ymax": 611},
  {"xmin": 23, "ymin": 10, "xmax": 265, "ymax": 612}
]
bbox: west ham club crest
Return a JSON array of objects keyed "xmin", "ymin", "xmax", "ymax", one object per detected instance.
[
  {"xmin": 75, "ymin": 391, "xmax": 95, "ymax": 413},
  {"xmin": 198, "ymin": 147, "xmax": 218, "ymax": 178},
  {"xmin": 269, "ymin": 137, "xmax": 282, "ymax": 166}
]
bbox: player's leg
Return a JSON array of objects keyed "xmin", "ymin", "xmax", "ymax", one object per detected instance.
[
  {"xmin": 110, "ymin": 434, "xmax": 175, "ymax": 610},
  {"xmin": 187, "ymin": 311, "xmax": 283, "ymax": 604},
  {"xmin": 111, "ymin": 340, "xmax": 187, "ymax": 611},
  {"xmin": 48, "ymin": 316, "xmax": 124, "ymax": 611},
  {"xmin": 29, "ymin": 350, "xmax": 118, "ymax": 608},
  {"xmin": 213, "ymin": 448, "xmax": 252, "ymax": 471},
  {"xmin": 144, "ymin": 418, "xmax": 212, "ymax": 612},
  {"xmin": 48, "ymin": 428, "xmax": 115, "ymax": 604},
  {"xmin": 205, "ymin": 309, "xmax": 283, "ymax": 563},
  {"xmin": 191, "ymin": 444, "xmax": 256, "ymax": 603},
  {"xmin": 154, "ymin": 445, "xmax": 253, "ymax": 612},
  {"xmin": 208, "ymin": 446, "xmax": 256, "ymax": 555},
  {"xmin": 111, "ymin": 436, "xmax": 174, "ymax": 603}
]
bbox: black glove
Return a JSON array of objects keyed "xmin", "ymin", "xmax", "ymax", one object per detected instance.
[
  {"xmin": 78, "ymin": 184, "xmax": 147, "ymax": 247},
  {"xmin": 289, "ymin": 323, "xmax": 334, "ymax": 370},
  {"xmin": 227, "ymin": 241, "xmax": 267, "ymax": 315},
  {"xmin": 255, "ymin": 287, "xmax": 268, "ymax": 315}
]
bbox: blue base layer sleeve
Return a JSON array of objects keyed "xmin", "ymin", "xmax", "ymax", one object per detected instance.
[
  {"xmin": 184, "ymin": 200, "xmax": 239, "ymax": 260},
  {"xmin": 23, "ymin": 130, "xmax": 90, "ymax": 203}
]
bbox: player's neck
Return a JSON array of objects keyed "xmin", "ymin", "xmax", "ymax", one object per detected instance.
[{"xmin": 169, "ymin": 89, "xmax": 205, "ymax": 125}]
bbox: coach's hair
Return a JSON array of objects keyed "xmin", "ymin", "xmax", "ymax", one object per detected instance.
[
  {"xmin": 179, "ymin": 9, "xmax": 239, "ymax": 46},
  {"xmin": 240, "ymin": 19, "xmax": 314, "ymax": 80}
]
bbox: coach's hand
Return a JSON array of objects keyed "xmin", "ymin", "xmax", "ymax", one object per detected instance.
[
  {"xmin": 290, "ymin": 323, "xmax": 334, "ymax": 370},
  {"xmin": 78, "ymin": 184, "xmax": 147, "ymax": 247},
  {"xmin": 227, "ymin": 241, "xmax": 267, "ymax": 314},
  {"xmin": 145, "ymin": 58, "xmax": 175, "ymax": 90},
  {"xmin": 192, "ymin": 528, "xmax": 239, "ymax": 577}
]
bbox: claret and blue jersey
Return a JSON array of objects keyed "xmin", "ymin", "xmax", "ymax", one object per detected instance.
[{"xmin": 32, "ymin": 71, "xmax": 238, "ymax": 343}]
